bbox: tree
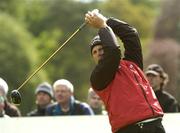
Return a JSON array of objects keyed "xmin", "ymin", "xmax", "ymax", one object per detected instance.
[
  {"xmin": 0, "ymin": 13, "xmax": 45, "ymax": 115},
  {"xmin": 0, "ymin": 0, "xmax": 27, "ymax": 21},
  {"xmin": 102, "ymin": 0, "xmax": 157, "ymax": 39},
  {"xmin": 154, "ymin": 0, "xmax": 180, "ymax": 42}
]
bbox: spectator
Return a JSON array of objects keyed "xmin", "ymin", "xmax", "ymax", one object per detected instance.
[
  {"xmin": 46, "ymin": 79, "xmax": 93, "ymax": 116},
  {"xmin": 0, "ymin": 95, "xmax": 10, "ymax": 118},
  {"xmin": 88, "ymin": 88, "xmax": 106, "ymax": 115},
  {"xmin": 145, "ymin": 64, "xmax": 179, "ymax": 112},
  {"xmin": 27, "ymin": 82, "xmax": 54, "ymax": 116},
  {"xmin": 0, "ymin": 77, "xmax": 21, "ymax": 117},
  {"xmin": 85, "ymin": 10, "xmax": 165, "ymax": 133}
]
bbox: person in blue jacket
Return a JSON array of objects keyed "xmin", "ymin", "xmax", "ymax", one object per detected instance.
[{"xmin": 46, "ymin": 79, "xmax": 93, "ymax": 115}]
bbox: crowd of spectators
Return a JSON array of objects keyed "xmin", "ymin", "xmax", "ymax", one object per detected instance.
[{"xmin": 0, "ymin": 64, "xmax": 179, "ymax": 118}]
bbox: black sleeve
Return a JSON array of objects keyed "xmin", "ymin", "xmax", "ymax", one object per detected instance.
[
  {"xmin": 90, "ymin": 26, "xmax": 121, "ymax": 91},
  {"xmin": 107, "ymin": 18, "xmax": 143, "ymax": 70}
]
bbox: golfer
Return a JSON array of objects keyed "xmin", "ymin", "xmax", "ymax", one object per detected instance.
[{"xmin": 85, "ymin": 10, "xmax": 166, "ymax": 133}]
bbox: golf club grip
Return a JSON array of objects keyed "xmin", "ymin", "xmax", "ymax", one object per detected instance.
[{"xmin": 79, "ymin": 22, "xmax": 87, "ymax": 30}]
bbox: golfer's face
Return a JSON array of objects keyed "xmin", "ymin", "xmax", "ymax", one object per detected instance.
[
  {"xmin": 92, "ymin": 45, "xmax": 104, "ymax": 64},
  {"xmin": 54, "ymin": 85, "xmax": 72, "ymax": 104}
]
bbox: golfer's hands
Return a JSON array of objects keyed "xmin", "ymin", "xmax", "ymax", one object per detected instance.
[{"xmin": 85, "ymin": 9, "xmax": 108, "ymax": 29}]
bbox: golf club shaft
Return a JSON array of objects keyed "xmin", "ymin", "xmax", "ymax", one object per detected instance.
[{"xmin": 17, "ymin": 22, "xmax": 86, "ymax": 91}]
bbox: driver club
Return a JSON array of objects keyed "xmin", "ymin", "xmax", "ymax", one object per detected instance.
[
  {"xmin": 10, "ymin": 9, "xmax": 100, "ymax": 105},
  {"xmin": 10, "ymin": 22, "xmax": 86, "ymax": 105}
]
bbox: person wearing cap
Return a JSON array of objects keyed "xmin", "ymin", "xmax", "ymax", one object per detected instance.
[
  {"xmin": 85, "ymin": 10, "xmax": 165, "ymax": 133},
  {"xmin": 0, "ymin": 77, "xmax": 21, "ymax": 117},
  {"xmin": 27, "ymin": 82, "xmax": 54, "ymax": 116},
  {"xmin": 87, "ymin": 88, "xmax": 107, "ymax": 115},
  {"xmin": 46, "ymin": 79, "xmax": 94, "ymax": 116},
  {"xmin": 145, "ymin": 64, "xmax": 179, "ymax": 112}
]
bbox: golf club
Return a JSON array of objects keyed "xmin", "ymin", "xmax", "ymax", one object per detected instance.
[
  {"xmin": 10, "ymin": 22, "xmax": 86, "ymax": 105},
  {"xmin": 10, "ymin": 9, "xmax": 99, "ymax": 105}
]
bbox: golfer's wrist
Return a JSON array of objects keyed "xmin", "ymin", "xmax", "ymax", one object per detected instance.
[{"xmin": 100, "ymin": 22, "xmax": 108, "ymax": 28}]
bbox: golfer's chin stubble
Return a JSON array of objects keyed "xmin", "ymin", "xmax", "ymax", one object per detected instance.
[{"xmin": 94, "ymin": 56, "xmax": 103, "ymax": 64}]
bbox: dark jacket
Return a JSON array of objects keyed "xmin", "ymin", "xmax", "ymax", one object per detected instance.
[
  {"xmin": 46, "ymin": 98, "xmax": 94, "ymax": 116},
  {"xmin": 27, "ymin": 106, "xmax": 47, "ymax": 116},
  {"xmin": 155, "ymin": 89, "xmax": 179, "ymax": 112},
  {"xmin": 4, "ymin": 101, "xmax": 21, "ymax": 117}
]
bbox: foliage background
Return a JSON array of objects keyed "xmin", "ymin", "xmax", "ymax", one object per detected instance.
[{"xmin": 0, "ymin": 0, "xmax": 179, "ymax": 115}]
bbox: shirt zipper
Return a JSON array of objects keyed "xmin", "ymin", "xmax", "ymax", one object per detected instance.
[{"xmin": 132, "ymin": 69, "xmax": 155, "ymax": 116}]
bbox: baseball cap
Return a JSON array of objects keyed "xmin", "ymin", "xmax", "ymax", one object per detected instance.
[
  {"xmin": 35, "ymin": 82, "xmax": 53, "ymax": 98},
  {"xmin": 89, "ymin": 35, "xmax": 102, "ymax": 54},
  {"xmin": 145, "ymin": 64, "xmax": 166, "ymax": 78}
]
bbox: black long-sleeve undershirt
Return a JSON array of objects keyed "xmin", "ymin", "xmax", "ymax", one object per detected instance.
[{"xmin": 90, "ymin": 18, "xmax": 143, "ymax": 91}]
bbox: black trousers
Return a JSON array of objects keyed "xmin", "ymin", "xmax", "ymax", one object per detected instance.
[{"xmin": 115, "ymin": 119, "xmax": 166, "ymax": 133}]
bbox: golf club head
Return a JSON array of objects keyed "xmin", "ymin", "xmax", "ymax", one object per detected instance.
[{"xmin": 11, "ymin": 90, "xmax": 21, "ymax": 105}]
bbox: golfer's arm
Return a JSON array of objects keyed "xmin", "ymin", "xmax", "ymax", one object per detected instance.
[
  {"xmin": 90, "ymin": 27, "xmax": 120, "ymax": 91},
  {"xmin": 107, "ymin": 18, "xmax": 143, "ymax": 70}
]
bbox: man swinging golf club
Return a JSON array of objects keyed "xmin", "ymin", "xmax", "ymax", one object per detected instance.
[{"xmin": 85, "ymin": 10, "xmax": 166, "ymax": 133}]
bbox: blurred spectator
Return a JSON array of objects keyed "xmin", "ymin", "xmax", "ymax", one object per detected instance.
[
  {"xmin": 27, "ymin": 82, "xmax": 54, "ymax": 116},
  {"xmin": 0, "ymin": 95, "xmax": 10, "ymax": 118},
  {"xmin": 145, "ymin": 64, "xmax": 179, "ymax": 112},
  {"xmin": 88, "ymin": 88, "xmax": 107, "ymax": 115},
  {"xmin": 0, "ymin": 77, "xmax": 21, "ymax": 117},
  {"xmin": 46, "ymin": 79, "xmax": 94, "ymax": 115}
]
